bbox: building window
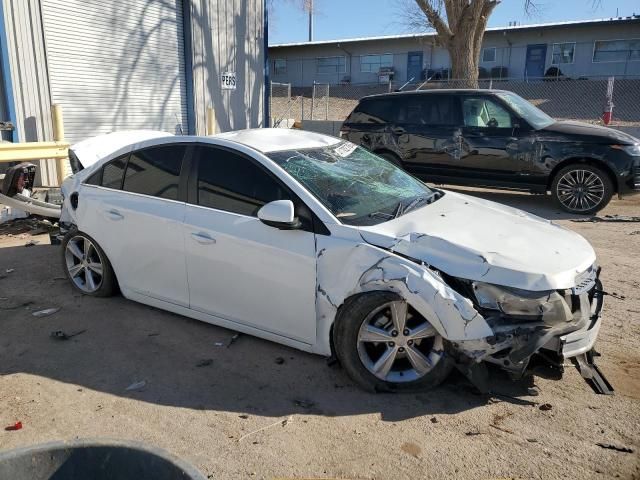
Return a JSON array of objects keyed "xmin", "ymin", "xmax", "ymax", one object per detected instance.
[
  {"xmin": 593, "ymin": 39, "xmax": 640, "ymax": 63},
  {"xmin": 273, "ymin": 59, "xmax": 287, "ymax": 75},
  {"xmin": 316, "ymin": 56, "xmax": 346, "ymax": 74},
  {"xmin": 360, "ymin": 54, "xmax": 393, "ymax": 73},
  {"xmin": 552, "ymin": 42, "xmax": 575, "ymax": 64},
  {"xmin": 482, "ymin": 47, "xmax": 496, "ymax": 63}
]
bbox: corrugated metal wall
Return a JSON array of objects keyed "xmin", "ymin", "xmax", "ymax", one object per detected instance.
[
  {"xmin": 40, "ymin": 0, "xmax": 189, "ymax": 144},
  {"xmin": 190, "ymin": 0, "xmax": 265, "ymax": 134},
  {"xmin": 1, "ymin": 0, "xmax": 57, "ymax": 185},
  {"xmin": 1, "ymin": 0, "xmax": 266, "ymax": 184}
]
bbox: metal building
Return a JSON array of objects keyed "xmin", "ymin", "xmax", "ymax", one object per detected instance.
[{"xmin": 0, "ymin": 0, "xmax": 267, "ymax": 185}]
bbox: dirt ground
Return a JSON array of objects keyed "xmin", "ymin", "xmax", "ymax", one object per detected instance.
[{"xmin": 1, "ymin": 187, "xmax": 639, "ymax": 479}]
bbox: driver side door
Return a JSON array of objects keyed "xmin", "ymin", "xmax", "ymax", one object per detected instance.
[
  {"xmin": 182, "ymin": 144, "xmax": 318, "ymax": 344},
  {"xmin": 455, "ymin": 95, "xmax": 526, "ymax": 186}
]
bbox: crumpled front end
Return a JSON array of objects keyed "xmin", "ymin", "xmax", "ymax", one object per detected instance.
[{"xmin": 447, "ymin": 266, "xmax": 605, "ymax": 389}]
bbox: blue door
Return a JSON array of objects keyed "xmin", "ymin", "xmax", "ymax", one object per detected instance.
[
  {"xmin": 525, "ymin": 44, "xmax": 547, "ymax": 79},
  {"xmin": 407, "ymin": 52, "xmax": 423, "ymax": 82}
]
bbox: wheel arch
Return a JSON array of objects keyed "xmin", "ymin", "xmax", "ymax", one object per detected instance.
[{"xmin": 547, "ymin": 157, "xmax": 618, "ymax": 193}]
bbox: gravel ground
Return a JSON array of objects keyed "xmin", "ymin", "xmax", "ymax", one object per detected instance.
[{"xmin": 1, "ymin": 188, "xmax": 639, "ymax": 479}]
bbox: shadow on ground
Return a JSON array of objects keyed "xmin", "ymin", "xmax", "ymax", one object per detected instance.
[{"xmin": 0, "ymin": 243, "xmax": 537, "ymax": 422}]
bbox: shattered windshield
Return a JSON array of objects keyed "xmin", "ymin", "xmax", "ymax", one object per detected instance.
[
  {"xmin": 496, "ymin": 91, "xmax": 555, "ymax": 130},
  {"xmin": 267, "ymin": 142, "xmax": 438, "ymax": 226}
]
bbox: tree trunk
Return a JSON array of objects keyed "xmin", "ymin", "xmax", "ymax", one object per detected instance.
[{"xmin": 449, "ymin": 38, "xmax": 479, "ymax": 88}]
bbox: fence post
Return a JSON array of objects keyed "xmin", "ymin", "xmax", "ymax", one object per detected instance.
[
  {"xmin": 489, "ymin": 78, "xmax": 493, "ymax": 90},
  {"xmin": 311, "ymin": 81, "xmax": 316, "ymax": 120},
  {"xmin": 325, "ymin": 84, "xmax": 329, "ymax": 120},
  {"xmin": 51, "ymin": 104, "xmax": 66, "ymax": 186},
  {"xmin": 602, "ymin": 76, "xmax": 615, "ymax": 125}
]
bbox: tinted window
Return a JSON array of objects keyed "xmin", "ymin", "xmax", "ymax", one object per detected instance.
[
  {"xmin": 122, "ymin": 145, "xmax": 186, "ymax": 200},
  {"xmin": 195, "ymin": 147, "xmax": 292, "ymax": 217},
  {"xmin": 396, "ymin": 95, "xmax": 459, "ymax": 126},
  {"xmin": 101, "ymin": 155, "xmax": 128, "ymax": 189},
  {"xmin": 84, "ymin": 169, "xmax": 102, "ymax": 186},
  {"xmin": 463, "ymin": 97, "xmax": 512, "ymax": 128},
  {"xmin": 348, "ymin": 98, "xmax": 395, "ymax": 124}
]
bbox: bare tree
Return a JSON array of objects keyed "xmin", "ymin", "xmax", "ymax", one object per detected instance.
[{"xmin": 401, "ymin": 0, "xmax": 600, "ymax": 87}]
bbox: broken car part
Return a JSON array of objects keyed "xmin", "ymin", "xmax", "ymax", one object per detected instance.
[{"xmin": 58, "ymin": 128, "xmax": 611, "ymax": 394}]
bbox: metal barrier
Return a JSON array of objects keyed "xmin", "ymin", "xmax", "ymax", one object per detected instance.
[{"xmin": 0, "ymin": 104, "xmax": 70, "ymax": 186}]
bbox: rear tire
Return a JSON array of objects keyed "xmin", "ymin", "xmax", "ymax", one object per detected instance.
[
  {"xmin": 62, "ymin": 231, "xmax": 117, "ymax": 297},
  {"xmin": 333, "ymin": 292, "xmax": 453, "ymax": 392},
  {"xmin": 551, "ymin": 164, "xmax": 613, "ymax": 215}
]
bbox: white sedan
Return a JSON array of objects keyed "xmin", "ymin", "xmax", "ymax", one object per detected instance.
[{"xmin": 60, "ymin": 128, "xmax": 608, "ymax": 393}]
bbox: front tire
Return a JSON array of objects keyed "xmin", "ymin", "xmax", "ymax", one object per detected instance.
[
  {"xmin": 62, "ymin": 231, "xmax": 117, "ymax": 297},
  {"xmin": 333, "ymin": 292, "xmax": 453, "ymax": 392},
  {"xmin": 551, "ymin": 164, "xmax": 613, "ymax": 214}
]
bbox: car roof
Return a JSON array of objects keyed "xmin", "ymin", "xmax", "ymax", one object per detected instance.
[
  {"xmin": 362, "ymin": 89, "xmax": 511, "ymax": 101},
  {"xmin": 214, "ymin": 128, "xmax": 342, "ymax": 153}
]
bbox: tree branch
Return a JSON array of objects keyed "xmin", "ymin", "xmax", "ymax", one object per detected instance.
[{"xmin": 414, "ymin": 0, "xmax": 452, "ymax": 42}]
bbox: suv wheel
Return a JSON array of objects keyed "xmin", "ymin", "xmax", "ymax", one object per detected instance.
[
  {"xmin": 333, "ymin": 292, "xmax": 453, "ymax": 392},
  {"xmin": 551, "ymin": 164, "xmax": 613, "ymax": 215}
]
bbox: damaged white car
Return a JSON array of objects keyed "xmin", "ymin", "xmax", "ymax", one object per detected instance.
[{"xmin": 59, "ymin": 129, "xmax": 611, "ymax": 394}]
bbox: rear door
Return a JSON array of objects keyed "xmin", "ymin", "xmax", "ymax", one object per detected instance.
[
  {"xmin": 78, "ymin": 143, "xmax": 190, "ymax": 306},
  {"xmin": 182, "ymin": 145, "xmax": 317, "ymax": 343},
  {"xmin": 390, "ymin": 94, "xmax": 463, "ymax": 179}
]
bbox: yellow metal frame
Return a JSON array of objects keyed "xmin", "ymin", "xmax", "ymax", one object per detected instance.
[{"xmin": 0, "ymin": 104, "xmax": 69, "ymax": 185}]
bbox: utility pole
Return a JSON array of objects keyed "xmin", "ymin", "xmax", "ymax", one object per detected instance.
[{"xmin": 308, "ymin": 0, "xmax": 314, "ymax": 41}]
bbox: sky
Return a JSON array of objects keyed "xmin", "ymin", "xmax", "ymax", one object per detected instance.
[{"xmin": 268, "ymin": 0, "xmax": 639, "ymax": 45}]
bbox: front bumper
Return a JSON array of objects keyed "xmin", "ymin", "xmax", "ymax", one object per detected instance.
[{"xmin": 452, "ymin": 275, "xmax": 605, "ymax": 382}]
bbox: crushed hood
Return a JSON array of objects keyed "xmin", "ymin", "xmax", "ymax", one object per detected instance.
[
  {"xmin": 70, "ymin": 130, "xmax": 173, "ymax": 169},
  {"xmin": 359, "ymin": 191, "xmax": 596, "ymax": 291}
]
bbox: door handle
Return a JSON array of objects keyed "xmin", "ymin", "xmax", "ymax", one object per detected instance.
[
  {"xmin": 191, "ymin": 232, "xmax": 216, "ymax": 244},
  {"xmin": 391, "ymin": 126, "xmax": 406, "ymax": 135},
  {"xmin": 105, "ymin": 209, "xmax": 124, "ymax": 221}
]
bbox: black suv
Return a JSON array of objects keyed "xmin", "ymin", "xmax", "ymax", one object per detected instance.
[{"xmin": 340, "ymin": 89, "xmax": 640, "ymax": 214}]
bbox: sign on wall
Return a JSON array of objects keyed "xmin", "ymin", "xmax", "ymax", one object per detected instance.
[{"xmin": 221, "ymin": 72, "xmax": 237, "ymax": 90}]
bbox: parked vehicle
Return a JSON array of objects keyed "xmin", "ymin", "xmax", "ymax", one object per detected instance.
[
  {"xmin": 340, "ymin": 89, "xmax": 640, "ymax": 214},
  {"xmin": 59, "ymin": 129, "xmax": 609, "ymax": 393}
]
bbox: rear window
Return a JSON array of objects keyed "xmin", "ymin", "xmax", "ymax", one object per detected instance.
[
  {"xmin": 122, "ymin": 145, "xmax": 186, "ymax": 200},
  {"xmin": 395, "ymin": 95, "xmax": 459, "ymax": 126},
  {"xmin": 101, "ymin": 156, "xmax": 128, "ymax": 189},
  {"xmin": 346, "ymin": 98, "xmax": 395, "ymax": 124}
]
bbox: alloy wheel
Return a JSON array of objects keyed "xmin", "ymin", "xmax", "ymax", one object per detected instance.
[
  {"xmin": 556, "ymin": 169, "xmax": 605, "ymax": 212},
  {"xmin": 356, "ymin": 300, "xmax": 444, "ymax": 383},
  {"xmin": 64, "ymin": 235, "xmax": 104, "ymax": 293}
]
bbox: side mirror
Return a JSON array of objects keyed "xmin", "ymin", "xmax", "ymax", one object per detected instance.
[{"xmin": 257, "ymin": 200, "xmax": 301, "ymax": 230}]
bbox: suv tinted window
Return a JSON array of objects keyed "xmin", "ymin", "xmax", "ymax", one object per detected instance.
[
  {"xmin": 348, "ymin": 98, "xmax": 395, "ymax": 124},
  {"xmin": 122, "ymin": 145, "xmax": 187, "ymax": 200},
  {"xmin": 396, "ymin": 95, "xmax": 459, "ymax": 125},
  {"xmin": 462, "ymin": 97, "xmax": 513, "ymax": 128},
  {"xmin": 101, "ymin": 155, "xmax": 128, "ymax": 189},
  {"xmin": 194, "ymin": 146, "xmax": 292, "ymax": 217}
]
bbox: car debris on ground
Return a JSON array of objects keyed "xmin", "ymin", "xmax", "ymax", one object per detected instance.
[
  {"xmin": 595, "ymin": 443, "xmax": 634, "ymax": 453},
  {"xmin": 4, "ymin": 422, "xmax": 23, "ymax": 431},
  {"xmin": 125, "ymin": 380, "xmax": 147, "ymax": 391},
  {"xmin": 32, "ymin": 307, "xmax": 60, "ymax": 317},
  {"xmin": 50, "ymin": 329, "xmax": 86, "ymax": 340},
  {"xmin": 572, "ymin": 215, "xmax": 640, "ymax": 223}
]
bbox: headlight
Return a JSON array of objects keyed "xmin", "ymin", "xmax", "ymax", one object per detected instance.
[
  {"xmin": 472, "ymin": 282, "xmax": 572, "ymax": 321},
  {"xmin": 612, "ymin": 144, "xmax": 640, "ymax": 156}
]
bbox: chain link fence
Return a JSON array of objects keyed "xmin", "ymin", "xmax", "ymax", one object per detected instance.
[{"xmin": 270, "ymin": 76, "xmax": 640, "ymax": 133}]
